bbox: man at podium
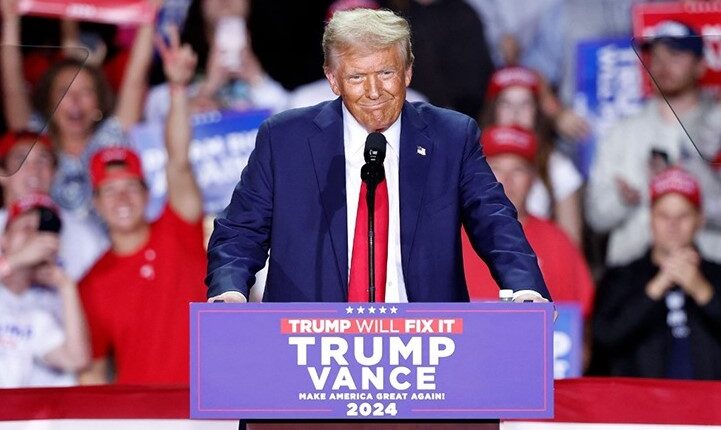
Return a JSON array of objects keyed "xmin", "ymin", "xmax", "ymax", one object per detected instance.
[{"xmin": 205, "ymin": 8, "xmax": 550, "ymax": 305}]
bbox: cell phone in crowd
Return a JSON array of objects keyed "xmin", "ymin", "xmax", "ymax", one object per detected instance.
[
  {"xmin": 37, "ymin": 207, "xmax": 62, "ymax": 234},
  {"xmin": 650, "ymin": 148, "xmax": 671, "ymax": 175},
  {"xmin": 214, "ymin": 17, "xmax": 247, "ymax": 70}
]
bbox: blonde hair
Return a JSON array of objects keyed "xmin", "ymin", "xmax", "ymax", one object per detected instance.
[{"xmin": 323, "ymin": 8, "xmax": 414, "ymax": 71}]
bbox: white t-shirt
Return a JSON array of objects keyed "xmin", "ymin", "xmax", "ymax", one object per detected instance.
[
  {"xmin": 0, "ymin": 286, "xmax": 66, "ymax": 388},
  {"xmin": 526, "ymin": 150, "xmax": 583, "ymax": 219}
]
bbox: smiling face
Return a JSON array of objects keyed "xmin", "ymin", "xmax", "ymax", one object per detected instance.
[
  {"xmin": 0, "ymin": 141, "xmax": 55, "ymax": 203},
  {"xmin": 93, "ymin": 176, "xmax": 148, "ymax": 234},
  {"xmin": 324, "ymin": 45, "xmax": 412, "ymax": 132}
]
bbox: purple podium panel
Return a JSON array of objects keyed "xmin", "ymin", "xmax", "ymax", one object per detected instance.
[{"xmin": 190, "ymin": 302, "xmax": 553, "ymax": 420}]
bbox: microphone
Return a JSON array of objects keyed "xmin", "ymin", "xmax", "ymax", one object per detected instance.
[
  {"xmin": 360, "ymin": 132, "xmax": 387, "ymax": 303},
  {"xmin": 361, "ymin": 132, "xmax": 387, "ymax": 186}
]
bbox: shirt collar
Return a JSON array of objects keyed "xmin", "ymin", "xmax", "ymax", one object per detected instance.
[{"xmin": 342, "ymin": 102, "xmax": 402, "ymax": 157}]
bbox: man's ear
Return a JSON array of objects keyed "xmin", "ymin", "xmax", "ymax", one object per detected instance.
[
  {"xmin": 404, "ymin": 65, "xmax": 413, "ymax": 87},
  {"xmin": 324, "ymin": 67, "xmax": 341, "ymax": 96}
]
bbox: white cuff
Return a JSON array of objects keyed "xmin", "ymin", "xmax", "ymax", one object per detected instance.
[
  {"xmin": 512, "ymin": 290, "xmax": 544, "ymax": 301},
  {"xmin": 208, "ymin": 291, "xmax": 248, "ymax": 303}
]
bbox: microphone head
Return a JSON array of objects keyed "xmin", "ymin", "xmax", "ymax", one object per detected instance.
[{"xmin": 364, "ymin": 132, "xmax": 387, "ymax": 164}]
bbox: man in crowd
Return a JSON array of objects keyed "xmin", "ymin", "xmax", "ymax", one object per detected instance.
[
  {"xmin": 78, "ymin": 33, "xmax": 207, "ymax": 384},
  {"xmin": 586, "ymin": 20, "xmax": 721, "ymax": 266},
  {"xmin": 463, "ymin": 125, "xmax": 594, "ymax": 318},
  {"xmin": 206, "ymin": 8, "xmax": 550, "ymax": 304},
  {"xmin": 592, "ymin": 168, "xmax": 721, "ymax": 379}
]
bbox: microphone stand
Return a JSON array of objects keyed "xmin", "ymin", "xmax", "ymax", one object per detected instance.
[
  {"xmin": 361, "ymin": 162, "xmax": 384, "ymax": 303},
  {"xmin": 366, "ymin": 182, "xmax": 377, "ymax": 303}
]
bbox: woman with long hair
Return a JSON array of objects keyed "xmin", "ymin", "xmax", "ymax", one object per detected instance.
[
  {"xmin": 480, "ymin": 66, "xmax": 583, "ymax": 245},
  {"xmin": 1, "ymin": 0, "xmax": 155, "ymax": 214}
]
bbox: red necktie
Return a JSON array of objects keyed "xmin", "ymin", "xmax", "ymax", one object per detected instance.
[{"xmin": 348, "ymin": 180, "xmax": 389, "ymax": 302}]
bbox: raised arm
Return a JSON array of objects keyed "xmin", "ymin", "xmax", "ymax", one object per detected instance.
[
  {"xmin": 156, "ymin": 26, "xmax": 202, "ymax": 222},
  {"xmin": 38, "ymin": 264, "xmax": 91, "ymax": 372},
  {"xmin": 1, "ymin": 0, "xmax": 32, "ymax": 130},
  {"xmin": 61, "ymin": 19, "xmax": 107, "ymax": 67},
  {"xmin": 114, "ymin": 3, "xmax": 158, "ymax": 130}
]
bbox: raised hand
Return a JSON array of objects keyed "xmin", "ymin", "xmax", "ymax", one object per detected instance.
[
  {"xmin": 664, "ymin": 248, "xmax": 713, "ymax": 305},
  {"xmin": 0, "ymin": 0, "xmax": 20, "ymax": 20},
  {"xmin": 614, "ymin": 176, "xmax": 641, "ymax": 207},
  {"xmin": 155, "ymin": 25, "xmax": 197, "ymax": 87},
  {"xmin": 7, "ymin": 233, "xmax": 60, "ymax": 269},
  {"xmin": 33, "ymin": 263, "xmax": 74, "ymax": 291},
  {"xmin": 232, "ymin": 44, "xmax": 265, "ymax": 86}
]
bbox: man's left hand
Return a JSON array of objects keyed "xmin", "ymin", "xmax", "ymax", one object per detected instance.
[{"xmin": 513, "ymin": 292, "xmax": 558, "ymax": 321}]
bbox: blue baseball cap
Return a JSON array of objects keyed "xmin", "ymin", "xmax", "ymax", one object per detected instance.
[{"xmin": 640, "ymin": 20, "xmax": 704, "ymax": 58}]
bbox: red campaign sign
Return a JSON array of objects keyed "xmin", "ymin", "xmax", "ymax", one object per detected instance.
[
  {"xmin": 633, "ymin": 1, "xmax": 721, "ymax": 94},
  {"xmin": 18, "ymin": 0, "xmax": 156, "ymax": 25}
]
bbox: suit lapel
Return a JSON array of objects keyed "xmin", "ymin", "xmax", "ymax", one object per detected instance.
[
  {"xmin": 399, "ymin": 102, "xmax": 433, "ymax": 276},
  {"xmin": 308, "ymin": 98, "xmax": 349, "ymax": 294}
]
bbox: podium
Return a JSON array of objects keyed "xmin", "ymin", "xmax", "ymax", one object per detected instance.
[{"xmin": 190, "ymin": 302, "xmax": 553, "ymax": 427}]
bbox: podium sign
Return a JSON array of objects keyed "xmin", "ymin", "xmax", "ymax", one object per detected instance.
[{"xmin": 190, "ymin": 302, "xmax": 553, "ymax": 420}]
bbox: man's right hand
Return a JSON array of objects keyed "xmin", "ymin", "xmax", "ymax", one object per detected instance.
[
  {"xmin": 7, "ymin": 233, "xmax": 60, "ymax": 270},
  {"xmin": 208, "ymin": 291, "xmax": 248, "ymax": 303},
  {"xmin": 645, "ymin": 270, "xmax": 674, "ymax": 301},
  {"xmin": 614, "ymin": 177, "xmax": 641, "ymax": 207}
]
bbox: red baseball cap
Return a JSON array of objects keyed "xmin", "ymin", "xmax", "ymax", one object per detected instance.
[
  {"xmin": 650, "ymin": 167, "xmax": 702, "ymax": 209},
  {"xmin": 486, "ymin": 66, "xmax": 541, "ymax": 100},
  {"xmin": 481, "ymin": 125, "xmax": 537, "ymax": 163},
  {"xmin": 0, "ymin": 131, "xmax": 53, "ymax": 160},
  {"xmin": 89, "ymin": 147, "xmax": 145, "ymax": 189},
  {"xmin": 6, "ymin": 193, "xmax": 59, "ymax": 230}
]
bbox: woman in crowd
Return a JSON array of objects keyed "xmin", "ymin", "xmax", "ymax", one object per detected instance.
[
  {"xmin": 1, "ymin": 0, "xmax": 155, "ymax": 214},
  {"xmin": 481, "ymin": 65, "xmax": 584, "ymax": 245},
  {"xmin": 143, "ymin": 0, "xmax": 288, "ymax": 122}
]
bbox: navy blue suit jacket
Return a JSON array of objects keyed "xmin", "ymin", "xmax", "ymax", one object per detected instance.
[{"xmin": 206, "ymin": 99, "xmax": 549, "ymax": 302}]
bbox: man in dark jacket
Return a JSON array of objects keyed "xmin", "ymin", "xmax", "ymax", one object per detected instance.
[{"xmin": 592, "ymin": 167, "xmax": 721, "ymax": 379}]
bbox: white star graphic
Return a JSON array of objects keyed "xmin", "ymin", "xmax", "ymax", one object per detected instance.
[
  {"xmin": 379, "ymin": 306, "xmax": 387, "ymax": 314},
  {"xmin": 368, "ymin": 306, "xmax": 376, "ymax": 314},
  {"xmin": 356, "ymin": 306, "xmax": 365, "ymax": 314},
  {"xmin": 390, "ymin": 306, "xmax": 398, "ymax": 314},
  {"xmin": 345, "ymin": 306, "xmax": 354, "ymax": 314}
]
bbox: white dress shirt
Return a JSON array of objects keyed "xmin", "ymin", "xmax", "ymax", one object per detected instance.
[{"xmin": 343, "ymin": 105, "xmax": 407, "ymax": 303}]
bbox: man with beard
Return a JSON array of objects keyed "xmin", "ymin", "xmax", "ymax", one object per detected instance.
[{"xmin": 586, "ymin": 20, "xmax": 721, "ymax": 266}]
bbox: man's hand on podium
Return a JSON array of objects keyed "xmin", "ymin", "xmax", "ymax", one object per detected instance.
[
  {"xmin": 513, "ymin": 291, "xmax": 558, "ymax": 322},
  {"xmin": 208, "ymin": 291, "xmax": 248, "ymax": 303}
]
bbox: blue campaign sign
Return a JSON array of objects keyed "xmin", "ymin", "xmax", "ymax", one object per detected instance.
[
  {"xmin": 553, "ymin": 303, "xmax": 583, "ymax": 379},
  {"xmin": 190, "ymin": 302, "xmax": 554, "ymax": 420},
  {"xmin": 573, "ymin": 37, "xmax": 645, "ymax": 177},
  {"xmin": 130, "ymin": 109, "xmax": 270, "ymax": 219}
]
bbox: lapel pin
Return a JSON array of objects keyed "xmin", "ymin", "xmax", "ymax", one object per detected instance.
[{"xmin": 416, "ymin": 146, "xmax": 426, "ymax": 156}]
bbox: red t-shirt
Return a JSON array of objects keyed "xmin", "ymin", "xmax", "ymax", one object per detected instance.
[
  {"xmin": 80, "ymin": 207, "xmax": 207, "ymax": 384},
  {"xmin": 462, "ymin": 216, "xmax": 595, "ymax": 318}
]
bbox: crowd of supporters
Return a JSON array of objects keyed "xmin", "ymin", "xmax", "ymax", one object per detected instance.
[{"xmin": 0, "ymin": 0, "xmax": 720, "ymax": 387}]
